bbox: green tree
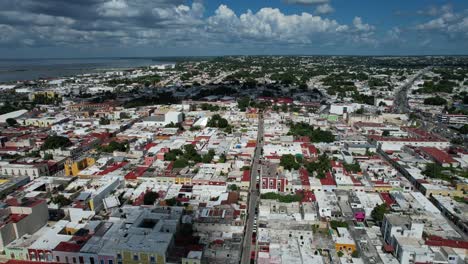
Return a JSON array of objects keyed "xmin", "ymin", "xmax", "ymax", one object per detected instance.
[
  {"xmin": 288, "ymin": 122, "xmax": 335, "ymax": 143},
  {"xmin": 42, "ymin": 135, "xmax": 72, "ymax": 150},
  {"xmin": 99, "ymin": 117, "xmax": 110, "ymax": 125},
  {"xmin": 202, "ymin": 149, "xmax": 215, "ymax": 163},
  {"xmin": 6, "ymin": 118, "xmax": 17, "ymax": 127},
  {"xmin": 280, "ymin": 154, "xmax": 300, "ymax": 171},
  {"xmin": 164, "ymin": 151, "xmax": 178, "ymax": 161},
  {"xmin": 99, "ymin": 141, "xmax": 128, "ymax": 153},
  {"xmin": 51, "ymin": 195, "xmax": 72, "ymax": 207},
  {"xmin": 371, "ymin": 203, "xmax": 389, "ymax": 222},
  {"xmin": 119, "ymin": 112, "xmax": 130, "ymax": 119},
  {"xmin": 459, "ymin": 124, "xmax": 468, "ymax": 135},
  {"xmin": 43, "ymin": 153, "xmax": 54, "ymax": 160},
  {"xmin": 237, "ymin": 97, "xmax": 251, "ymax": 111},
  {"xmin": 173, "ymin": 158, "xmax": 189, "ymax": 168},
  {"xmin": 143, "ymin": 191, "xmax": 159, "ymax": 205},
  {"xmin": 330, "ymin": 220, "xmax": 349, "ymax": 229},
  {"xmin": 351, "ymin": 250, "xmax": 359, "ymax": 258},
  {"xmin": 343, "ymin": 162, "xmax": 361, "ymax": 173},
  {"xmin": 424, "ymin": 97, "xmax": 447, "ymax": 105},
  {"xmin": 165, "ymin": 197, "xmax": 180, "ymax": 206},
  {"xmin": 219, "ymin": 153, "xmax": 227, "ymax": 163}
]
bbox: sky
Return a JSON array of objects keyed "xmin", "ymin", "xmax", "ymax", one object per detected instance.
[{"xmin": 0, "ymin": 0, "xmax": 467, "ymax": 58}]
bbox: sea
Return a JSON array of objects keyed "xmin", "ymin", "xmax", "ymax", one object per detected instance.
[{"xmin": 0, "ymin": 57, "xmax": 174, "ymax": 83}]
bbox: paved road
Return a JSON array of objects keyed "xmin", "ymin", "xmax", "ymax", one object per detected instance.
[
  {"xmin": 378, "ymin": 149, "xmax": 468, "ymax": 241},
  {"xmin": 414, "ymin": 111, "xmax": 468, "ymax": 148},
  {"xmin": 240, "ymin": 113, "xmax": 264, "ymax": 264},
  {"xmin": 393, "ymin": 67, "xmax": 431, "ymax": 114}
]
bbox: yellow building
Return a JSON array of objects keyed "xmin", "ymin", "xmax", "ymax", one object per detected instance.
[
  {"xmin": 422, "ymin": 186, "xmax": 463, "ymax": 198},
  {"xmin": 456, "ymin": 181, "xmax": 468, "ymax": 192},
  {"xmin": 29, "ymin": 91, "xmax": 60, "ymax": 100},
  {"xmin": 333, "ymin": 227, "xmax": 356, "ymax": 254},
  {"xmin": 119, "ymin": 250, "xmax": 165, "ymax": 264},
  {"xmin": 175, "ymin": 176, "xmax": 192, "ymax": 185},
  {"xmin": 65, "ymin": 157, "xmax": 96, "ymax": 176}
]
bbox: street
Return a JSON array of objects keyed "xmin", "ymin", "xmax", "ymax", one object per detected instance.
[
  {"xmin": 393, "ymin": 67, "xmax": 431, "ymax": 114},
  {"xmin": 240, "ymin": 113, "xmax": 264, "ymax": 264}
]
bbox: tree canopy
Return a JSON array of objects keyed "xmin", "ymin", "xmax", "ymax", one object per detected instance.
[
  {"xmin": 423, "ymin": 97, "xmax": 447, "ymax": 105},
  {"xmin": 42, "ymin": 135, "xmax": 72, "ymax": 150},
  {"xmin": 371, "ymin": 203, "xmax": 389, "ymax": 222},
  {"xmin": 280, "ymin": 154, "xmax": 301, "ymax": 171},
  {"xmin": 288, "ymin": 122, "xmax": 335, "ymax": 143},
  {"xmin": 143, "ymin": 191, "xmax": 159, "ymax": 205}
]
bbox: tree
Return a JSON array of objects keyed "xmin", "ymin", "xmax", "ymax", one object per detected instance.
[
  {"xmin": 382, "ymin": 130, "xmax": 390, "ymax": 137},
  {"xmin": 371, "ymin": 203, "xmax": 389, "ymax": 222},
  {"xmin": 173, "ymin": 158, "xmax": 189, "ymax": 168},
  {"xmin": 424, "ymin": 97, "xmax": 447, "ymax": 105},
  {"xmin": 119, "ymin": 112, "xmax": 130, "ymax": 119},
  {"xmin": 143, "ymin": 191, "xmax": 159, "ymax": 205},
  {"xmin": 183, "ymin": 144, "xmax": 201, "ymax": 162},
  {"xmin": 51, "ymin": 195, "xmax": 72, "ymax": 207},
  {"xmin": 355, "ymin": 108, "xmax": 365, "ymax": 114},
  {"xmin": 305, "ymin": 153, "xmax": 331, "ymax": 177},
  {"xmin": 218, "ymin": 118, "xmax": 228, "ymax": 128},
  {"xmin": 459, "ymin": 124, "xmax": 468, "ymax": 135},
  {"xmin": 42, "ymin": 135, "xmax": 72, "ymax": 150},
  {"xmin": 351, "ymin": 250, "xmax": 359, "ymax": 258},
  {"xmin": 99, "ymin": 141, "xmax": 128, "ymax": 153},
  {"xmin": 280, "ymin": 154, "xmax": 300, "ymax": 171},
  {"xmin": 218, "ymin": 153, "xmax": 227, "ymax": 163},
  {"xmin": 237, "ymin": 97, "xmax": 251, "ymax": 111},
  {"xmin": 202, "ymin": 149, "xmax": 215, "ymax": 163},
  {"xmin": 190, "ymin": 126, "xmax": 201, "ymax": 131},
  {"xmin": 343, "ymin": 162, "xmax": 361, "ymax": 173},
  {"xmin": 260, "ymin": 192, "xmax": 301, "ymax": 203},
  {"xmin": 288, "ymin": 122, "xmax": 335, "ymax": 143},
  {"xmin": 337, "ymin": 251, "xmax": 344, "ymax": 258},
  {"xmin": 228, "ymin": 184, "xmax": 239, "ymax": 191},
  {"xmin": 330, "ymin": 220, "xmax": 349, "ymax": 229},
  {"xmin": 164, "ymin": 151, "xmax": 178, "ymax": 161},
  {"xmin": 6, "ymin": 118, "xmax": 17, "ymax": 127},
  {"xmin": 165, "ymin": 197, "xmax": 180, "ymax": 206},
  {"xmin": 43, "ymin": 153, "xmax": 53, "ymax": 160},
  {"xmin": 207, "ymin": 114, "xmax": 230, "ymax": 129},
  {"xmin": 99, "ymin": 117, "xmax": 110, "ymax": 125}
]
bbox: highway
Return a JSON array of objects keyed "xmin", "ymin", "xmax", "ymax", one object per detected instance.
[
  {"xmin": 393, "ymin": 67, "xmax": 431, "ymax": 114},
  {"xmin": 240, "ymin": 113, "xmax": 264, "ymax": 264}
]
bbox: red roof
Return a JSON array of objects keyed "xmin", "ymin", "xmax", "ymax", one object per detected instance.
[
  {"xmin": 144, "ymin": 142, "xmax": 157, "ymax": 150},
  {"xmin": 350, "ymin": 176, "xmax": 363, "ymax": 186},
  {"xmin": 54, "ymin": 241, "xmax": 82, "ymax": 252},
  {"xmin": 299, "ymin": 168, "xmax": 310, "ymax": 186},
  {"xmin": 419, "ymin": 147, "xmax": 456, "ymax": 164},
  {"xmin": 383, "ymin": 244, "xmax": 394, "ymax": 252},
  {"xmin": 242, "ymin": 170, "xmax": 251, "ymax": 182},
  {"xmin": 125, "ymin": 166, "xmax": 149, "ymax": 180},
  {"xmin": 246, "ymin": 142, "xmax": 257, "ymax": 148},
  {"xmin": 380, "ymin": 192, "xmax": 395, "ymax": 206},
  {"xmin": 300, "ymin": 190, "xmax": 316, "ymax": 202},
  {"xmin": 96, "ymin": 162, "xmax": 128, "ymax": 176},
  {"xmin": 425, "ymin": 236, "xmax": 468, "ymax": 249},
  {"xmin": 320, "ymin": 172, "xmax": 336, "ymax": 186},
  {"xmin": 6, "ymin": 261, "xmax": 59, "ymax": 264},
  {"xmin": 368, "ymin": 135, "xmax": 447, "ymax": 143}
]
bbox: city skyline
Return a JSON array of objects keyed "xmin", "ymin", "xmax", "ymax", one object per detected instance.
[{"xmin": 0, "ymin": 0, "xmax": 467, "ymax": 58}]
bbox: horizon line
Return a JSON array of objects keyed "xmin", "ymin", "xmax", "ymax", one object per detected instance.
[{"xmin": 1, "ymin": 54, "xmax": 468, "ymax": 60}]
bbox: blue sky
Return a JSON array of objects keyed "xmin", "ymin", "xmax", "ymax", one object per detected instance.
[{"xmin": 0, "ymin": 0, "xmax": 467, "ymax": 58}]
